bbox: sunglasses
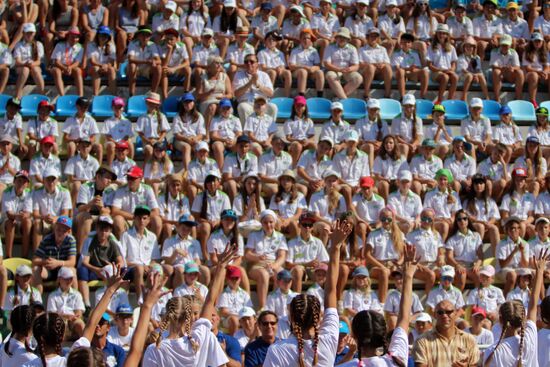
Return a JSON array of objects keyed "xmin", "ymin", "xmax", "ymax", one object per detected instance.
[
  {"xmin": 261, "ymin": 321, "xmax": 277, "ymax": 326},
  {"xmin": 421, "ymin": 217, "xmax": 433, "ymax": 223},
  {"xmin": 457, "ymin": 216, "xmax": 468, "ymax": 222},
  {"xmin": 436, "ymin": 309, "xmax": 454, "ymax": 316},
  {"xmin": 381, "ymin": 217, "xmax": 393, "ymax": 223},
  {"xmin": 441, "ymin": 276, "xmax": 454, "ymax": 282},
  {"xmin": 245, "ymin": 60, "xmax": 257, "ymax": 64},
  {"xmin": 301, "ymin": 223, "xmax": 313, "ymax": 228}
]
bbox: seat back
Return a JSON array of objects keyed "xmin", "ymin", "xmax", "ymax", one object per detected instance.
[
  {"xmin": 507, "ymin": 100, "xmax": 536, "ymax": 121},
  {"xmin": 91, "ymin": 95, "xmax": 116, "ymax": 118},
  {"xmin": 161, "ymin": 95, "xmax": 182, "ymax": 118},
  {"xmin": 306, "ymin": 97, "xmax": 332, "ymax": 120},
  {"xmin": 441, "ymin": 99, "xmax": 469, "ymax": 120},
  {"xmin": 481, "ymin": 100, "xmax": 501, "ymax": 122},
  {"xmin": 126, "ymin": 95, "xmax": 148, "ymax": 118},
  {"xmin": 379, "ymin": 98, "xmax": 402, "ymax": 120},
  {"xmin": 55, "ymin": 95, "xmax": 80, "ymax": 117},
  {"xmin": 271, "ymin": 97, "xmax": 294, "ymax": 120},
  {"xmin": 0, "ymin": 94, "xmax": 12, "ymax": 116},
  {"xmin": 21, "ymin": 94, "xmax": 50, "ymax": 117},
  {"xmin": 341, "ymin": 98, "xmax": 367, "ymax": 120},
  {"xmin": 416, "ymin": 99, "xmax": 434, "ymax": 119}
]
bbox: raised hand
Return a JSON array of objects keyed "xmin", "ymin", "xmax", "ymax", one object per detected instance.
[
  {"xmin": 329, "ymin": 219, "xmax": 353, "ymax": 248},
  {"xmin": 143, "ymin": 272, "xmax": 170, "ymax": 308},
  {"xmin": 106, "ymin": 263, "xmax": 130, "ymax": 290},
  {"xmin": 533, "ymin": 248, "xmax": 550, "ymax": 273},
  {"xmin": 402, "ymin": 244, "xmax": 419, "ymax": 278},
  {"xmin": 217, "ymin": 243, "xmax": 239, "ymax": 268}
]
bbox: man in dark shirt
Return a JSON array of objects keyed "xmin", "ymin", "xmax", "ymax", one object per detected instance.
[
  {"xmin": 93, "ymin": 313, "xmax": 126, "ymax": 366},
  {"xmin": 31, "ymin": 215, "xmax": 77, "ymax": 292},
  {"xmin": 244, "ymin": 310, "xmax": 279, "ymax": 367},
  {"xmin": 212, "ymin": 311, "xmax": 242, "ymax": 367}
]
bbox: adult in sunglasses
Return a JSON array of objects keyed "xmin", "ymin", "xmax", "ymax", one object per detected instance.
[
  {"xmin": 244, "ymin": 310, "xmax": 279, "ymax": 367},
  {"xmin": 233, "ymin": 54, "xmax": 277, "ymax": 124},
  {"xmin": 445, "ymin": 209, "xmax": 484, "ymax": 291},
  {"xmin": 413, "ymin": 299, "xmax": 479, "ymax": 366},
  {"xmin": 405, "ymin": 208, "xmax": 445, "ymax": 293}
]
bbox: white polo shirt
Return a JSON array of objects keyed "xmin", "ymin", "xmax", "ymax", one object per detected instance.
[
  {"xmin": 191, "ymin": 43, "xmax": 219, "ymax": 66},
  {"xmin": 405, "ymin": 15, "xmax": 438, "ymax": 40},
  {"xmin": 269, "ymin": 191, "xmax": 307, "ymax": 219},
  {"xmin": 143, "ymin": 160, "xmax": 174, "ymax": 181},
  {"xmin": 258, "ymin": 47, "xmax": 286, "ymax": 69},
  {"xmin": 406, "ymin": 228, "xmax": 443, "ymax": 263},
  {"xmin": 226, "ymin": 42, "xmax": 255, "ymax": 65},
  {"xmin": 62, "ymin": 113, "xmax": 99, "ymax": 140},
  {"xmin": 332, "ymin": 149, "xmax": 370, "ymax": 187},
  {"xmin": 282, "ymin": 18, "xmax": 310, "ymax": 40},
  {"xmin": 460, "ymin": 116, "xmax": 492, "ymax": 142},
  {"xmin": 251, "ymin": 15, "xmax": 278, "ymax": 38},
  {"xmin": 120, "ymin": 227, "xmax": 160, "ymax": 266},
  {"xmin": 287, "ymin": 235, "xmax": 329, "ymax": 264},
  {"xmin": 444, "ymin": 154, "xmax": 476, "ymax": 181},
  {"xmin": 244, "ymin": 113, "xmax": 277, "ymax": 142},
  {"xmin": 343, "ymin": 289, "xmax": 383, "ymax": 313},
  {"xmin": 87, "ymin": 42, "xmax": 116, "ymax": 64},
  {"xmin": 173, "ymin": 113, "xmax": 206, "ymax": 137},
  {"xmin": 373, "ymin": 156, "xmax": 409, "ymax": 180},
  {"xmin": 0, "ymin": 113, "xmax": 23, "ymax": 137},
  {"xmin": 445, "ymin": 229, "xmax": 482, "ymax": 263},
  {"xmin": 297, "ymin": 150, "xmax": 332, "ymax": 181},
  {"xmin": 76, "ymin": 182, "xmax": 115, "ymax": 209},
  {"xmin": 492, "ymin": 123, "xmax": 522, "ymax": 146},
  {"xmin": 158, "ymin": 193, "xmax": 190, "ymax": 222},
  {"xmin": 500, "ymin": 192, "xmax": 535, "ymax": 220},
  {"xmin": 111, "ymin": 157, "xmax": 136, "ymax": 185},
  {"xmin": 344, "ymin": 15, "xmax": 374, "ymax": 38},
  {"xmin": 4, "ymin": 285, "xmax": 42, "ymax": 311},
  {"xmin": 319, "ymin": 119, "xmax": 352, "ymax": 145},
  {"xmin": 384, "ymin": 288, "xmax": 424, "ymax": 314},
  {"xmin": 47, "ymin": 287, "xmax": 85, "ymax": 315},
  {"xmin": 490, "ymin": 48, "xmax": 520, "ymax": 68},
  {"xmin": 157, "ymin": 42, "xmax": 189, "ymax": 68},
  {"xmin": 352, "ymin": 192, "xmax": 385, "ymax": 224},
  {"xmin": 506, "ymin": 286, "xmax": 530, "ymax": 310},
  {"xmin": 366, "ymin": 228, "xmax": 401, "ymax": 261},
  {"xmin": 216, "ymin": 286, "xmax": 253, "ymax": 315},
  {"xmin": 424, "ymin": 123, "xmax": 453, "ymax": 146},
  {"xmin": 258, "ymin": 150, "xmax": 292, "ymax": 179},
  {"xmin": 387, "ymin": 190, "xmax": 423, "ymax": 221},
  {"xmin": 107, "ymin": 324, "xmax": 135, "ymax": 352},
  {"xmin": 266, "ymin": 288, "xmax": 299, "ymax": 318},
  {"xmin": 463, "ymin": 197, "xmax": 500, "ymax": 222},
  {"xmin": 311, "ymin": 13, "xmax": 340, "ymax": 38},
  {"xmin": 64, "ymin": 153, "xmax": 100, "ymax": 181},
  {"xmin": 233, "ymin": 193, "xmax": 266, "ymax": 218},
  {"xmin": 0, "ymin": 153, "xmax": 20, "ymax": 184},
  {"xmin": 423, "ymin": 188, "xmax": 461, "ymax": 219},
  {"xmin": 426, "ymin": 285, "xmax": 465, "ymax": 309},
  {"xmin": 135, "ymin": 112, "xmax": 170, "ymax": 139},
  {"xmin": 223, "ymin": 152, "xmax": 258, "ymax": 178},
  {"xmin": 191, "ymin": 190, "xmax": 231, "ymax": 221},
  {"xmin": 378, "ymin": 14, "xmax": 406, "ymax": 38},
  {"xmin": 245, "ymin": 230, "xmax": 288, "ymax": 261},
  {"xmin": 2, "ymin": 186, "xmax": 31, "ymax": 216},
  {"xmin": 232, "ymin": 70, "xmax": 273, "ymax": 103},
  {"xmin": 27, "ymin": 117, "xmax": 59, "ymax": 140},
  {"xmin": 112, "ymin": 183, "xmax": 159, "ymax": 213},
  {"xmin": 289, "ymin": 45, "xmax": 320, "ymax": 67},
  {"xmin": 309, "ymin": 190, "xmax": 347, "ymax": 222},
  {"xmin": 102, "ymin": 116, "xmax": 134, "ymax": 141},
  {"xmin": 188, "ymin": 158, "xmax": 220, "ymax": 185},
  {"xmin": 534, "ymin": 15, "xmax": 550, "ymax": 34},
  {"xmin": 390, "ymin": 115, "xmax": 424, "ymax": 143},
  {"xmin": 447, "ymin": 16, "xmax": 474, "ymax": 39},
  {"xmin": 354, "ymin": 118, "xmax": 389, "ymax": 142},
  {"xmin": 51, "ymin": 42, "xmax": 84, "ymax": 65},
  {"xmin": 496, "ymin": 237, "xmax": 529, "ymax": 269},
  {"xmin": 426, "ymin": 44, "xmax": 458, "ymax": 70},
  {"xmin": 323, "ymin": 43, "xmax": 359, "ymax": 68},
  {"xmin": 207, "ymin": 228, "xmax": 244, "ymax": 258},
  {"xmin": 283, "ymin": 117, "xmax": 315, "ymax": 140},
  {"xmin": 127, "ymin": 40, "xmax": 159, "ymax": 62},
  {"xmin": 161, "ymin": 234, "xmax": 201, "ymax": 265},
  {"xmin": 179, "ymin": 11, "xmax": 209, "ymax": 37},
  {"xmin": 501, "ymin": 17, "xmax": 529, "ymax": 39},
  {"xmin": 410, "ymin": 155, "xmax": 443, "ymax": 180},
  {"xmin": 359, "ymin": 44, "xmax": 390, "ymax": 64},
  {"xmin": 32, "ymin": 185, "xmax": 71, "ymax": 216},
  {"xmin": 466, "ymin": 285, "xmax": 505, "ymax": 313},
  {"xmin": 391, "ymin": 49, "xmax": 422, "ymax": 68},
  {"xmin": 535, "ymin": 191, "xmax": 550, "ymax": 216},
  {"xmin": 472, "ymin": 14, "xmax": 503, "ymax": 38},
  {"xmin": 13, "ymin": 39, "xmax": 45, "ymax": 63},
  {"xmin": 173, "ymin": 281, "xmax": 209, "ymax": 300},
  {"xmin": 29, "ymin": 153, "xmax": 62, "ymax": 179},
  {"xmin": 210, "ymin": 115, "xmax": 242, "ymax": 141},
  {"xmin": 513, "ymin": 156, "xmax": 548, "ymax": 177}
]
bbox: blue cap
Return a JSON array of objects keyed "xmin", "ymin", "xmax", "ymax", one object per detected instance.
[
  {"xmin": 116, "ymin": 304, "xmax": 133, "ymax": 315},
  {"xmin": 339, "ymin": 320, "xmax": 350, "ymax": 334},
  {"xmin": 178, "ymin": 214, "xmax": 198, "ymax": 226},
  {"xmin": 56, "ymin": 215, "xmax": 72, "ymax": 228},
  {"xmin": 277, "ymin": 269, "xmax": 293, "ymax": 281},
  {"xmin": 184, "ymin": 262, "xmax": 200, "ymax": 273},
  {"xmin": 221, "ymin": 209, "xmax": 238, "ymax": 221},
  {"xmin": 97, "ymin": 26, "xmax": 112, "ymax": 37},
  {"xmin": 352, "ymin": 266, "xmax": 369, "ymax": 277},
  {"xmin": 101, "ymin": 312, "xmax": 112, "ymax": 323},
  {"xmin": 181, "ymin": 92, "xmax": 195, "ymax": 102},
  {"xmin": 499, "ymin": 105, "xmax": 512, "ymax": 115},
  {"xmin": 452, "ymin": 135, "xmax": 472, "ymax": 151},
  {"xmin": 219, "ymin": 98, "xmax": 232, "ymax": 108},
  {"xmin": 237, "ymin": 135, "xmax": 250, "ymax": 144},
  {"xmin": 261, "ymin": 2, "xmax": 273, "ymax": 10},
  {"xmin": 527, "ymin": 136, "xmax": 540, "ymax": 144}
]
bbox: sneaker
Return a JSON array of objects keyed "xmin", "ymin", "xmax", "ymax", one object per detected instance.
[{"xmin": 532, "ymin": 100, "xmax": 539, "ymax": 108}]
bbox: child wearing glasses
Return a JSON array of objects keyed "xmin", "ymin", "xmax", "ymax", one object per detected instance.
[{"xmin": 425, "ymin": 265, "xmax": 465, "ymax": 317}]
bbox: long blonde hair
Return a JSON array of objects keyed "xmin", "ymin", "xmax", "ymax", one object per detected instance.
[{"xmin": 151, "ymin": 297, "xmax": 199, "ymax": 352}]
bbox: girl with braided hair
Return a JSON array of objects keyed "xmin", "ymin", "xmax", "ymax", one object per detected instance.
[
  {"xmin": 337, "ymin": 244, "xmax": 418, "ymax": 367},
  {"xmin": 0, "ymin": 305, "xmax": 39, "ymax": 365},
  {"xmin": 264, "ymin": 219, "xmax": 353, "ymax": 367},
  {"xmin": 483, "ymin": 249, "xmax": 550, "ymax": 366},
  {"xmin": 139, "ymin": 243, "xmax": 239, "ymax": 367}
]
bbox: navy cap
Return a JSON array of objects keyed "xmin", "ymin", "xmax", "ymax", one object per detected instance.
[
  {"xmin": 116, "ymin": 304, "xmax": 134, "ymax": 315},
  {"xmin": 237, "ymin": 135, "xmax": 250, "ymax": 144},
  {"xmin": 261, "ymin": 2, "xmax": 273, "ymax": 10},
  {"xmin": 277, "ymin": 269, "xmax": 292, "ymax": 281},
  {"xmin": 97, "ymin": 25, "xmax": 112, "ymax": 37},
  {"xmin": 527, "ymin": 136, "xmax": 540, "ymax": 144},
  {"xmin": 178, "ymin": 214, "xmax": 198, "ymax": 226}
]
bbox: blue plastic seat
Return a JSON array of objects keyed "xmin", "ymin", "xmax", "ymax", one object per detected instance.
[
  {"xmin": 379, "ymin": 98, "xmax": 402, "ymax": 120},
  {"xmin": 126, "ymin": 95, "xmax": 148, "ymax": 118},
  {"xmin": 482, "ymin": 100, "xmax": 501, "ymax": 122},
  {"xmin": 507, "ymin": 100, "xmax": 536, "ymax": 122},
  {"xmin": 271, "ymin": 97, "xmax": 294, "ymax": 120},
  {"xmin": 117, "ymin": 61, "xmax": 128, "ymax": 81},
  {"xmin": 54, "ymin": 95, "xmax": 80, "ymax": 117},
  {"xmin": 21, "ymin": 94, "xmax": 50, "ymax": 117},
  {"xmin": 306, "ymin": 97, "xmax": 331, "ymax": 120},
  {"xmin": 341, "ymin": 98, "xmax": 366, "ymax": 120},
  {"xmin": 91, "ymin": 95, "xmax": 116, "ymax": 118},
  {"xmin": 441, "ymin": 100, "xmax": 469, "ymax": 120},
  {"xmin": 416, "ymin": 99, "xmax": 434, "ymax": 119},
  {"xmin": 0, "ymin": 94, "xmax": 12, "ymax": 116},
  {"xmin": 135, "ymin": 135, "xmax": 144, "ymax": 158},
  {"xmin": 540, "ymin": 101, "xmax": 550, "ymax": 111},
  {"xmin": 161, "ymin": 95, "xmax": 181, "ymax": 118}
]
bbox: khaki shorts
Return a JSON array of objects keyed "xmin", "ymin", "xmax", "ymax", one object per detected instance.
[{"xmin": 326, "ymin": 70, "xmax": 363, "ymax": 84}]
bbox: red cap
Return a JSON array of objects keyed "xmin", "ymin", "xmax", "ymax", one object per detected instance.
[
  {"xmin": 68, "ymin": 27, "xmax": 81, "ymax": 36},
  {"xmin": 512, "ymin": 167, "xmax": 527, "ymax": 177},
  {"xmin": 471, "ymin": 306, "xmax": 487, "ymax": 318},
  {"xmin": 115, "ymin": 140, "xmax": 129, "ymax": 149},
  {"xmin": 164, "ymin": 28, "xmax": 179, "ymax": 37},
  {"xmin": 294, "ymin": 95, "xmax": 307, "ymax": 106},
  {"xmin": 226, "ymin": 265, "xmax": 241, "ymax": 279},
  {"xmin": 40, "ymin": 135, "xmax": 55, "ymax": 145},
  {"xmin": 37, "ymin": 100, "xmax": 54, "ymax": 111},
  {"xmin": 126, "ymin": 166, "xmax": 143, "ymax": 178},
  {"xmin": 360, "ymin": 176, "xmax": 375, "ymax": 188}
]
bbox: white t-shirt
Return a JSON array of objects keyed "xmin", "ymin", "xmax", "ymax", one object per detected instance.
[
  {"xmin": 1, "ymin": 338, "xmax": 40, "ymax": 366},
  {"xmin": 467, "ymin": 327, "xmax": 494, "ymax": 346},
  {"xmin": 538, "ymin": 328, "xmax": 550, "ymax": 367},
  {"xmin": 142, "ymin": 318, "xmax": 229, "ymax": 367},
  {"xmin": 263, "ymin": 308, "xmax": 339, "ymax": 367},
  {"xmin": 483, "ymin": 320, "xmax": 537, "ymax": 367},
  {"xmin": 107, "ymin": 326, "xmax": 135, "ymax": 352},
  {"xmin": 343, "ymin": 289, "xmax": 383, "ymax": 313},
  {"xmin": 465, "ymin": 286, "xmax": 505, "ymax": 314}
]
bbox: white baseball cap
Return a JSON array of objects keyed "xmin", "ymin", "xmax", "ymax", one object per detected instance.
[
  {"xmin": 367, "ymin": 99, "xmax": 380, "ymax": 110},
  {"xmin": 224, "ymin": 0, "xmax": 237, "ymax": 7},
  {"xmin": 16, "ymin": 264, "xmax": 32, "ymax": 276},
  {"xmin": 165, "ymin": 1, "xmax": 177, "ymax": 12},
  {"xmin": 357, "ymin": 0, "xmax": 369, "ymax": 5},
  {"xmin": 386, "ymin": 0, "xmax": 398, "ymax": 6},
  {"xmin": 239, "ymin": 306, "xmax": 256, "ymax": 319},
  {"xmin": 101, "ymin": 264, "xmax": 116, "ymax": 278},
  {"xmin": 469, "ymin": 97, "xmax": 483, "ymax": 108},
  {"xmin": 402, "ymin": 94, "xmax": 416, "ymax": 106},
  {"xmin": 58, "ymin": 267, "xmax": 74, "ymax": 279},
  {"xmin": 399, "ymin": 170, "xmax": 412, "ymax": 181},
  {"xmin": 415, "ymin": 312, "xmax": 432, "ymax": 323},
  {"xmin": 195, "ymin": 141, "xmax": 209, "ymax": 152},
  {"xmin": 345, "ymin": 130, "xmax": 359, "ymax": 142},
  {"xmin": 331, "ymin": 101, "xmax": 344, "ymax": 111},
  {"xmin": 23, "ymin": 23, "xmax": 36, "ymax": 33},
  {"xmin": 479, "ymin": 265, "xmax": 495, "ymax": 277},
  {"xmin": 441, "ymin": 265, "xmax": 456, "ymax": 278},
  {"xmin": 43, "ymin": 167, "xmax": 59, "ymax": 179},
  {"xmin": 260, "ymin": 209, "xmax": 278, "ymax": 221},
  {"xmin": 535, "ymin": 217, "xmax": 550, "ymax": 225}
]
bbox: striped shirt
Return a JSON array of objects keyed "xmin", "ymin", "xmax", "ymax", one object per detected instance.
[{"xmin": 35, "ymin": 233, "xmax": 77, "ymax": 260}]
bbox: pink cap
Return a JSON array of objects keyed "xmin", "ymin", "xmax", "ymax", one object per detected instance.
[
  {"xmin": 294, "ymin": 95, "xmax": 307, "ymax": 106},
  {"xmin": 112, "ymin": 97, "xmax": 125, "ymax": 107}
]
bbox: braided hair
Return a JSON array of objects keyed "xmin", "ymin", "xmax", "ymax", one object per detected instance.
[
  {"xmin": 485, "ymin": 300, "xmax": 526, "ymax": 367},
  {"xmin": 33, "ymin": 312, "xmax": 66, "ymax": 367},
  {"xmin": 67, "ymin": 347, "xmax": 105, "ymax": 367},
  {"xmin": 352, "ymin": 310, "xmax": 405, "ymax": 367},
  {"xmin": 152, "ymin": 297, "xmax": 199, "ymax": 352},
  {"xmin": 289, "ymin": 294, "xmax": 321, "ymax": 367},
  {"xmin": 4, "ymin": 305, "xmax": 33, "ymax": 357}
]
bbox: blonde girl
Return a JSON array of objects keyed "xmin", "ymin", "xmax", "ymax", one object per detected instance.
[
  {"xmin": 343, "ymin": 266, "xmax": 383, "ymax": 318},
  {"xmin": 13, "ymin": 23, "xmax": 45, "ymax": 100},
  {"xmin": 457, "ymin": 36, "xmax": 489, "ymax": 101},
  {"xmin": 269, "ymin": 170, "xmax": 306, "ymax": 239},
  {"xmin": 372, "ymin": 135, "xmax": 410, "ymax": 200},
  {"xmin": 390, "ymin": 95, "xmax": 423, "ymax": 159},
  {"xmin": 355, "ymin": 98, "xmax": 389, "ymax": 171},
  {"xmin": 144, "ymin": 141, "xmax": 174, "ymax": 195},
  {"xmin": 158, "ymin": 174, "xmax": 192, "ymax": 244},
  {"xmin": 427, "ymin": 24, "xmax": 458, "ymax": 103},
  {"xmin": 364, "ymin": 208, "xmax": 405, "ymax": 303}
]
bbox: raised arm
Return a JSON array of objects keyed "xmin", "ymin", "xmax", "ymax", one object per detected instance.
[
  {"xmin": 396, "ymin": 244, "xmax": 418, "ymax": 331},
  {"xmin": 325, "ymin": 219, "xmax": 353, "ymax": 309},
  {"xmin": 529, "ymin": 249, "xmax": 549, "ymax": 322}
]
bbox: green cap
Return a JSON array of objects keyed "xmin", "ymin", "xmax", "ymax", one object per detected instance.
[
  {"xmin": 134, "ymin": 205, "xmax": 151, "ymax": 215},
  {"xmin": 422, "ymin": 138, "xmax": 437, "ymax": 148},
  {"xmin": 536, "ymin": 107, "xmax": 549, "ymax": 117},
  {"xmin": 435, "ymin": 168, "xmax": 453, "ymax": 183},
  {"xmin": 483, "ymin": 0, "xmax": 497, "ymax": 6},
  {"xmin": 432, "ymin": 104, "xmax": 445, "ymax": 114}
]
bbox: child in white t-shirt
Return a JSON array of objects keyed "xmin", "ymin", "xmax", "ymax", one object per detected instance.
[{"xmin": 106, "ymin": 304, "xmax": 135, "ymax": 352}]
